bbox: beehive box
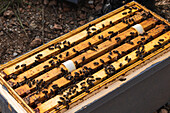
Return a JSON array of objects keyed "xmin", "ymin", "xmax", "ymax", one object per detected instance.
[{"xmin": 0, "ymin": 1, "xmax": 169, "ymax": 113}]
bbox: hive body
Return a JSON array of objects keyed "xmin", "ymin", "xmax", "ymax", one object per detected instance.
[{"xmin": 0, "ymin": 1, "xmax": 169, "ymax": 113}]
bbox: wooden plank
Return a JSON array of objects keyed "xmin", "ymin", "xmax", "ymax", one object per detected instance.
[
  {"xmin": 3, "ymin": 5, "xmax": 140, "ymax": 76},
  {"xmin": 36, "ymin": 31, "xmax": 170, "ymax": 113},
  {"xmin": 24, "ymin": 24, "xmax": 166, "ymax": 106},
  {"xmin": 14, "ymin": 18, "xmax": 158, "ymax": 96},
  {"xmin": 7, "ymin": 12, "xmax": 144, "ymax": 88}
]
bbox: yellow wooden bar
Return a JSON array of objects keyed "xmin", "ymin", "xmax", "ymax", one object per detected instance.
[
  {"xmin": 36, "ymin": 31, "xmax": 170, "ymax": 113},
  {"xmin": 14, "ymin": 18, "xmax": 157, "ymax": 96},
  {"xmin": 7, "ymin": 12, "xmax": 144, "ymax": 88},
  {"xmin": 3, "ymin": 5, "xmax": 140, "ymax": 76},
  {"xmin": 25, "ymin": 24, "xmax": 165, "ymax": 105}
]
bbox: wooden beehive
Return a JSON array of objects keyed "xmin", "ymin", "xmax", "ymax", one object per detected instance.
[{"xmin": 0, "ymin": 1, "xmax": 169, "ymax": 113}]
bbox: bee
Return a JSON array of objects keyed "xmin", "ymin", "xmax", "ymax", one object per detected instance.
[
  {"xmin": 16, "ymin": 82, "xmax": 20, "ymax": 87},
  {"xmin": 131, "ymin": 18, "xmax": 134, "ymax": 22},
  {"xmin": 88, "ymin": 24, "xmax": 92, "ymax": 27},
  {"xmin": 108, "ymin": 31, "xmax": 114, "ymax": 34},
  {"xmin": 63, "ymin": 40, "xmax": 67, "ymax": 44},
  {"xmin": 109, "ymin": 51, "xmax": 112, "ymax": 55},
  {"xmin": 79, "ymin": 70, "xmax": 82, "ymax": 74},
  {"xmin": 128, "ymin": 58, "xmax": 131, "ymax": 62},
  {"xmin": 158, "ymin": 42, "xmax": 162, "ymax": 46},
  {"xmin": 82, "ymin": 56, "xmax": 86, "ymax": 62},
  {"xmin": 66, "ymin": 52, "xmax": 69, "ymax": 56},
  {"xmin": 93, "ymin": 45, "xmax": 98, "ymax": 49},
  {"xmin": 139, "ymin": 54, "xmax": 144, "ymax": 60},
  {"xmin": 141, "ymin": 37, "xmax": 145, "ymax": 41},
  {"xmin": 125, "ymin": 20, "xmax": 128, "ymax": 24},
  {"xmin": 159, "ymin": 39, "xmax": 164, "ymax": 42},
  {"xmin": 28, "ymin": 82, "xmax": 32, "ymax": 88},
  {"xmin": 125, "ymin": 56, "xmax": 128, "ymax": 61},
  {"xmin": 108, "ymin": 55, "xmax": 112, "ymax": 59},
  {"xmin": 128, "ymin": 41, "xmax": 134, "ymax": 45},
  {"xmin": 93, "ymin": 62, "xmax": 99, "ymax": 65},
  {"xmin": 122, "ymin": 51, "xmax": 126, "ymax": 54},
  {"xmin": 50, "ymin": 89, "xmax": 54, "ymax": 95},
  {"xmin": 122, "ymin": 19, "xmax": 126, "ymax": 23},
  {"xmin": 66, "ymin": 104, "xmax": 70, "ymax": 110},
  {"xmin": 110, "ymin": 21, "xmax": 113, "ymax": 25},
  {"xmin": 100, "ymin": 59, "xmax": 104, "ymax": 63},
  {"xmin": 102, "ymin": 24, "xmax": 105, "ymax": 28},
  {"xmin": 119, "ymin": 63, "xmax": 123, "ymax": 67},
  {"xmin": 32, "ymin": 80, "xmax": 35, "ymax": 85},
  {"xmin": 64, "ymin": 45, "xmax": 68, "ymax": 48},
  {"xmin": 132, "ymin": 6, "xmax": 137, "ymax": 9},
  {"xmin": 52, "ymin": 56, "xmax": 58, "ymax": 59},
  {"xmin": 96, "ymin": 77, "xmax": 101, "ymax": 80},
  {"xmin": 37, "ymin": 54, "xmax": 43, "ymax": 57},
  {"xmin": 55, "ymin": 45, "xmax": 61, "ymax": 49},
  {"xmin": 115, "ymin": 37, "xmax": 121, "ymax": 43},
  {"xmin": 98, "ymin": 35, "xmax": 101, "ymax": 39},
  {"xmin": 72, "ymin": 48, "xmax": 76, "ymax": 52},
  {"xmin": 80, "ymin": 82, "xmax": 85, "ymax": 86},
  {"xmin": 67, "ymin": 41, "xmax": 70, "ymax": 46},
  {"xmin": 38, "ymin": 79, "xmax": 43, "ymax": 84},
  {"xmin": 72, "ymin": 42, "xmax": 76, "ymax": 46},
  {"xmin": 101, "ymin": 35, "xmax": 104, "ymax": 40},
  {"xmin": 90, "ymin": 47, "xmax": 96, "ymax": 51},
  {"xmin": 58, "ymin": 101, "xmax": 63, "ymax": 105},
  {"xmin": 84, "ymin": 66, "xmax": 88, "ymax": 70},
  {"xmin": 61, "ymin": 68, "xmax": 66, "ymax": 73},
  {"xmin": 74, "ymin": 72, "xmax": 80, "ymax": 77},
  {"xmin": 122, "ymin": 12, "xmax": 127, "ymax": 15},
  {"xmin": 21, "ymin": 64, "xmax": 26, "ymax": 67},
  {"xmin": 85, "ymin": 87, "xmax": 90, "ymax": 93},
  {"xmin": 128, "ymin": 18, "xmax": 132, "ymax": 22},
  {"xmin": 66, "ymin": 75, "xmax": 73, "ymax": 80},
  {"xmin": 91, "ymin": 28, "xmax": 96, "ymax": 31},
  {"xmin": 15, "ymin": 65, "xmax": 20, "ymax": 69},
  {"xmin": 124, "ymin": 5, "xmax": 128, "ymax": 9},
  {"xmin": 54, "ymin": 107, "xmax": 60, "ymax": 111},
  {"xmin": 74, "ymin": 61, "xmax": 78, "ymax": 66},
  {"xmin": 107, "ymin": 36, "xmax": 112, "ymax": 41},
  {"xmin": 59, "ymin": 54, "xmax": 62, "ymax": 58},
  {"xmin": 24, "ymin": 76, "xmax": 28, "ymax": 80},
  {"xmin": 87, "ymin": 31, "xmax": 91, "ymax": 35},
  {"xmin": 154, "ymin": 45, "xmax": 159, "ymax": 48},
  {"xmin": 113, "ymin": 50, "xmax": 118, "ymax": 53},
  {"xmin": 130, "ymin": 32, "xmax": 135, "ymax": 35},
  {"xmin": 52, "ymin": 84, "xmax": 58, "ymax": 89},
  {"xmin": 72, "ymin": 88, "xmax": 76, "ymax": 94},
  {"xmin": 48, "ymin": 46, "xmax": 54, "ymax": 50},
  {"xmin": 89, "ymin": 79, "xmax": 95, "ymax": 82},
  {"xmin": 128, "ymin": 10, "xmax": 132, "ymax": 13},
  {"xmin": 137, "ymin": 41, "xmax": 142, "ymax": 44},
  {"xmin": 43, "ymin": 65, "xmax": 49, "ymax": 68},
  {"xmin": 119, "ymin": 78, "xmax": 126, "ymax": 81},
  {"xmin": 149, "ymin": 36, "xmax": 153, "ymax": 39},
  {"xmin": 49, "ymin": 60, "xmax": 54, "ymax": 64},
  {"xmin": 88, "ymin": 42, "xmax": 92, "ymax": 46},
  {"xmin": 60, "ymin": 97, "xmax": 65, "ymax": 101}
]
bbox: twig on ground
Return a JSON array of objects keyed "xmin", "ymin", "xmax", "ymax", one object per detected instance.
[{"xmin": 13, "ymin": 4, "xmax": 29, "ymax": 39}]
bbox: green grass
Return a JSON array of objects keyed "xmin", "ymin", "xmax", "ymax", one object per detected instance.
[
  {"xmin": 0, "ymin": 0, "xmax": 29, "ymax": 38},
  {"xmin": 0, "ymin": 0, "xmax": 24, "ymax": 15}
]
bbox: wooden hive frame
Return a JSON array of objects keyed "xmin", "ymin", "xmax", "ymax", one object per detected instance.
[{"xmin": 0, "ymin": 1, "xmax": 169, "ymax": 113}]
